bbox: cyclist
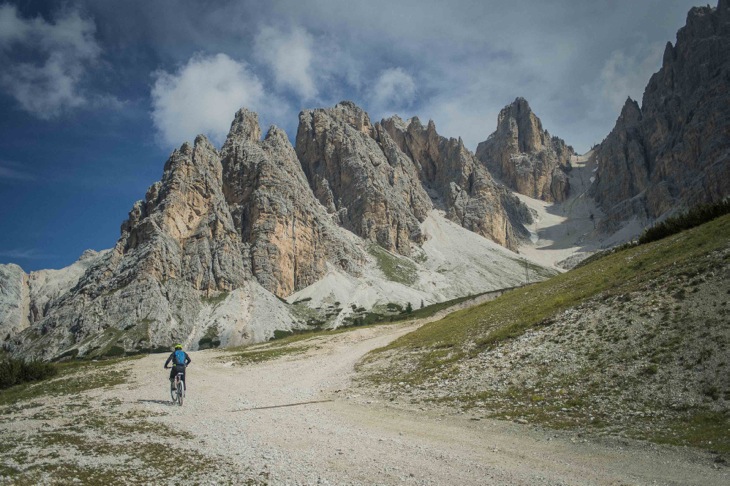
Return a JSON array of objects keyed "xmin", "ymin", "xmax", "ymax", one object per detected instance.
[{"xmin": 164, "ymin": 344, "xmax": 191, "ymax": 391}]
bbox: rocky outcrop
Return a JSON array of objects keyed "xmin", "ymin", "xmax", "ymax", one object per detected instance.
[
  {"xmin": 1, "ymin": 103, "xmax": 539, "ymax": 360},
  {"xmin": 4, "ymin": 133, "xmax": 303, "ymax": 360},
  {"xmin": 119, "ymin": 135, "xmax": 249, "ymax": 292},
  {"xmin": 591, "ymin": 1, "xmax": 730, "ymax": 223},
  {"xmin": 0, "ymin": 264, "xmax": 28, "ymax": 341},
  {"xmin": 589, "ymin": 98, "xmax": 651, "ymax": 220},
  {"xmin": 381, "ymin": 115, "xmax": 530, "ymax": 250},
  {"xmin": 476, "ymin": 98, "xmax": 574, "ymax": 202},
  {"xmin": 296, "ymin": 102, "xmax": 433, "ymax": 256},
  {"xmin": 221, "ymin": 108, "xmax": 364, "ymax": 297}
]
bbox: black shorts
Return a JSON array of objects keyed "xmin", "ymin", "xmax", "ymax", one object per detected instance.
[{"xmin": 169, "ymin": 365, "xmax": 186, "ymax": 381}]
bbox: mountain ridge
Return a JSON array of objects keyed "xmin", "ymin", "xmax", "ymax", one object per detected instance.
[{"xmin": 1, "ymin": 1, "xmax": 729, "ymax": 361}]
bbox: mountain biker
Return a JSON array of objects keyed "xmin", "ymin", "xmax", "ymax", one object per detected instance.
[{"xmin": 164, "ymin": 344, "xmax": 191, "ymax": 391}]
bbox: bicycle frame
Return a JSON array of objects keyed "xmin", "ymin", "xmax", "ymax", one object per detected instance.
[{"xmin": 170, "ymin": 372, "xmax": 185, "ymax": 406}]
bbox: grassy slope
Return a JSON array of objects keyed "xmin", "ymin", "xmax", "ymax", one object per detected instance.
[{"xmin": 359, "ymin": 214, "xmax": 730, "ymax": 453}]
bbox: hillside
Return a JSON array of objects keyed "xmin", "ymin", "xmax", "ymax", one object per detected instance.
[
  {"xmin": 1, "ymin": 306, "xmax": 726, "ymax": 484},
  {"xmin": 356, "ymin": 214, "xmax": 730, "ymax": 453}
]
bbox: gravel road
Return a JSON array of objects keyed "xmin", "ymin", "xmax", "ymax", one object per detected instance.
[{"xmin": 116, "ymin": 316, "xmax": 728, "ymax": 485}]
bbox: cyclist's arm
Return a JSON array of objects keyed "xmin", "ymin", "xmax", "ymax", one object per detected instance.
[
  {"xmin": 164, "ymin": 354, "xmax": 173, "ymax": 368},
  {"xmin": 185, "ymin": 353, "xmax": 191, "ymax": 365}
]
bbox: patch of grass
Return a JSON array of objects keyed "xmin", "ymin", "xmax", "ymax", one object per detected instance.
[
  {"xmin": 0, "ymin": 357, "xmax": 58, "ymax": 389},
  {"xmin": 639, "ymin": 411, "xmax": 730, "ymax": 453},
  {"xmin": 226, "ymin": 345, "xmax": 309, "ymax": 365},
  {"xmin": 201, "ymin": 290, "xmax": 230, "ymax": 307},
  {"xmin": 639, "ymin": 199, "xmax": 730, "ymax": 245},
  {"xmin": 368, "ymin": 244, "xmax": 418, "ymax": 285},
  {"xmin": 198, "ymin": 324, "xmax": 221, "ymax": 350},
  {"xmin": 0, "ymin": 356, "xmax": 140, "ymax": 407}
]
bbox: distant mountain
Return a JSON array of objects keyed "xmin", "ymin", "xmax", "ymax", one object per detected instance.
[
  {"xmin": 0, "ymin": 103, "xmax": 545, "ymax": 360},
  {"xmin": 590, "ymin": 0, "xmax": 730, "ymax": 227},
  {"xmin": 476, "ymin": 97, "xmax": 574, "ymax": 203},
  {"xmin": 1, "ymin": 1, "xmax": 728, "ymax": 361}
]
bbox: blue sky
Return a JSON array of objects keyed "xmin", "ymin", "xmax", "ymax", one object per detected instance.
[{"xmin": 0, "ymin": 0, "xmax": 705, "ymax": 271}]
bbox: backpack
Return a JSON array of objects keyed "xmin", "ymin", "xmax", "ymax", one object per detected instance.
[{"xmin": 174, "ymin": 350, "xmax": 186, "ymax": 366}]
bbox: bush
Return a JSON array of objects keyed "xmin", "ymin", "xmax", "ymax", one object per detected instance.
[
  {"xmin": 198, "ymin": 337, "xmax": 221, "ymax": 350},
  {"xmin": 639, "ymin": 199, "xmax": 730, "ymax": 245},
  {"xmin": 0, "ymin": 357, "xmax": 58, "ymax": 390},
  {"xmin": 103, "ymin": 346, "xmax": 126, "ymax": 358}
]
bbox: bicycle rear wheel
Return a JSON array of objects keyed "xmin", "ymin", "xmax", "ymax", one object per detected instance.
[
  {"xmin": 170, "ymin": 380, "xmax": 178, "ymax": 403},
  {"xmin": 177, "ymin": 380, "xmax": 184, "ymax": 406}
]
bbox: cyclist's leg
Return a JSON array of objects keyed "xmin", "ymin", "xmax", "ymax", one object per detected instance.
[
  {"xmin": 182, "ymin": 370, "xmax": 186, "ymax": 391},
  {"xmin": 169, "ymin": 368, "xmax": 175, "ymax": 389}
]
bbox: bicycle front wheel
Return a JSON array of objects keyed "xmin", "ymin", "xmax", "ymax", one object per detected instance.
[{"xmin": 170, "ymin": 382, "xmax": 177, "ymax": 403}]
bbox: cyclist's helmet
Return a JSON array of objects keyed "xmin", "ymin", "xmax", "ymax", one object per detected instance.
[{"xmin": 174, "ymin": 344, "xmax": 183, "ymax": 350}]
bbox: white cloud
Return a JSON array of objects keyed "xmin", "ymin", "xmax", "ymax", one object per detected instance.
[
  {"xmin": 369, "ymin": 67, "xmax": 416, "ymax": 112},
  {"xmin": 0, "ymin": 160, "xmax": 34, "ymax": 181},
  {"xmin": 151, "ymin": 53, "xmax": 268, "ymax": 147},
  {"xmin": 255, "ymin": 26, "xmax": 317, "ymax": 100},
  {"xmin": 0, "ymin": 5, "xmax": 101, "ymax": 118},
  {"xmin": 0, "ymin": 248, "xmax": 54, "ymax": 259},
  {"xmin": 595, "ymin": 42, "xmax": 665, "ymax": 113}
]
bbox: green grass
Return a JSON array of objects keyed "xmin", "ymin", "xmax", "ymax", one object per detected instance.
[
  {"xmin": 639, "ymin": 199, "xmax": 730, "ymax": 245},
  {"xmin": 0, "ymin": 357, "xmax": 58, "ymax": 389},
  {"xmin": 375, "ymin": 214, "xmax": 730, "ymax": 365},
  {"xmin": 201, "ymin": 290, "xmax": 230, "ymax": 306},
  {"xmin": 0, "ymin": 356, "xmax": 140, "ymax": 407},
  {"xmin": 360, "ymin": 214, "xmax": 730, "ymax": 452},
  {"xmin": 368, "ymin": 243, "xmax": 418, "ymax": 285}
]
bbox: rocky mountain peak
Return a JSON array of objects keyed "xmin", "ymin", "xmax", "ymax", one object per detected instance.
[
  {"xmin": 227, "ymin": 108, "xmax": 262, "ymax": 143},
  {"xmin": 495, "ymin": 97, "xmax": 544, "ymax": 152},
  {"xmin": 296, "ymin": 103, "xmax": 431, "ymax": 255},
  {"xmin": 591, "ymin": 0, "xmax": 729, "ymax": 225},
  {"xmin": 381, "ymin": 113, "xmax": 531, "ymax": 250},
  {"xmin": 476, "ymin": 98, "xmax": 574, "ymax": 202},
  {"xmin": 331, "ymin": 100, "xmax": 374, "ymax": 135},
  {"xmin": 619, "ymin": 97, "xmax": 641, "ymax": 124}
]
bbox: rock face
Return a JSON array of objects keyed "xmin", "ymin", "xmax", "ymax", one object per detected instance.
[
  {"xmin": 476, "ymin": 98, "xmax": 574, "ymax": 202},
  {"xmin": 1, "ymin": 103, "xmax": 537, "ymax": 360},
  {"xmin": 381, "ymin": 115, "xmax": 530, "ymax": 250},
  {"xmin": 591, "ymin": 1, "xmax": 730, "ymax": 223},
  {"xmin": 296, "ymin": 102, "xmax": 530, "ymax": 253},
  {"xmin": 221, "ymin": 108, "xmax": 364, "ymax": 297},
  {"xmin": 296, "ymin": 102, "xmax": 433, "ymax": 256},
  {"xmin": 0, "ymin": 264, "xmax": 28, "ymax": 341},
  {"xmin": 2, "ymin": 126, "xmax": 336, "ymax": 359}
]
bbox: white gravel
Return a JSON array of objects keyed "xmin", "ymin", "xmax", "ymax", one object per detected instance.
[{"xmin": 117, "ymin": 315, "xmax": 727, "ymax": 485}]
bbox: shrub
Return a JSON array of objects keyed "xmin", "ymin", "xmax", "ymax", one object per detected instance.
[
  {"xmin": 0, "ymin": 357, "xmax": 58, "ymax": 390},
  {"xmin": 639, "ymin": 199, "xmax": 730, "ymax": 245},
  {"xmin": 104, "ymin": 346, "xmax": 126, "ymax": 358},
  {"xmin": 198, "ymin": 337, "xmax": 221, "ymax": 350}
]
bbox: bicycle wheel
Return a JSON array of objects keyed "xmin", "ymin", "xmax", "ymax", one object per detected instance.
[
  {"xmin": 177, "ymin": 380, "xmax": 184, "ymax": 406},
  {"xmin": 170, "ymin": 380, "xmax": 178, "ymax": 403}
]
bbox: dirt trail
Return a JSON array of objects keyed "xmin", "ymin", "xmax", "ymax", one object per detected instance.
[{"xmin": 109, "ymin": 302, "xmax": 727, "ymax": 485}]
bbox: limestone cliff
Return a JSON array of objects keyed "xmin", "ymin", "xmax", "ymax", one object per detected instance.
[
  {"xmin": 381, "ymin": 115, "xmax": 530, "ymax": 250},
  {"xmin": 591, "ymin": 0, "xmax": 730, "ymax": 224},
  {"xmin": 476, "ymin": 98, "xmax": 574, "ymax": 202},
  {"xmin": 296, "ymin": 102, "xmax": 433, "ymax": 256},
  {"xmin": 4, "ymin": 134, "xmax": 303, "ymax": 360},
  {"xmin": 221, "ymin": 108, "xmax": 364, "ymax": 297},
  {"xmin": 0, "ymin": 103, "xmax": 543, "ymax": 361}
]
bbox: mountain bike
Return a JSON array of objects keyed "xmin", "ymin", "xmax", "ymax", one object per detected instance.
[
  {"xmin": 170, "ymin": 371, "xmax": 184, "ymax": 406},
  {"xmin": 165, "ymin": 366, "xmax": 185, "ymax": 407}
]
